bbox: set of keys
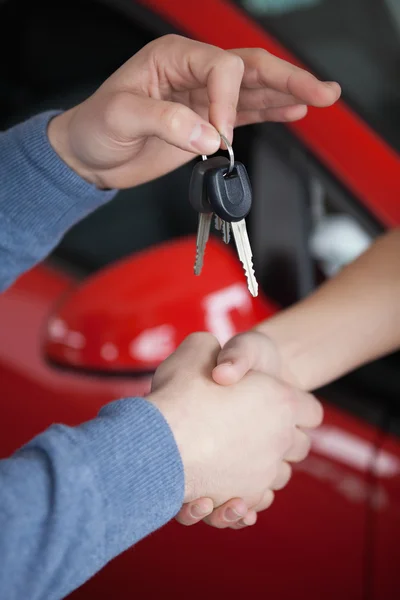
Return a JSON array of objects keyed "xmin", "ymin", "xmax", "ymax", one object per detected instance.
[{"xmin": 189, "ymin": 134, "xmax": 259, "ymax": 297}]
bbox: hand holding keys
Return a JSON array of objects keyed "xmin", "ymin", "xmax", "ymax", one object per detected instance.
[{"xmin": 189, "ymin": 135, "xmax": 258, "ymax": 297}]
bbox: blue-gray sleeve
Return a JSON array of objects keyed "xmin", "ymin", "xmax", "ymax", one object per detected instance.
[
  {"xmin": 0, "ymin": 113, "xmax": 185, "ymax": 599},
  {"xmin": 0, "ymin": 110, "xmax": 116, "ymax": 292},
  {"xmin": 0, "ymin": 399, "xmax": 184, "ymax": 600}
]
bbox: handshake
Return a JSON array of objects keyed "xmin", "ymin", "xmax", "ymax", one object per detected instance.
[{"xmin": 148, "ymin": 328, "xmax": 322, "ymax": 530}]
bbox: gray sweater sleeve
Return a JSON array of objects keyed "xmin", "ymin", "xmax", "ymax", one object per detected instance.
[
  {"xmin": 0, "ymin": 110, "xmax": 116, "ymax": 291},
  {"xmin": 0, "ymin": 113, "xmax": 185, "ymax": 600}
]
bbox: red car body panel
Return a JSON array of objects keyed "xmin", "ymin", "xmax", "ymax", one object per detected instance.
[
  {"xmin": 372, "ymin": 435, "xmax": 400, "ymax": 599},
  {"xmin": 0, "ymin": 1, "xmax": 399, "ymax": 599}
]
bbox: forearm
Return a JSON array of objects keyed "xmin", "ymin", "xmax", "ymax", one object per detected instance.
[
  {"xmin": 256, "ymin": 229, "xmax": 400, "ymax": 391},
  {"xmin": 0, "ymin": 112, "xmax": 116, "ymax": 292},
  {"xmin": 0, "ymin": 398, "xmax": 184, "ymax": 600}
]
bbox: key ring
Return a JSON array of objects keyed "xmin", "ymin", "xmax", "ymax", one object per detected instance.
[{"xmin": 201, "ymin": 132, "xmax": 234, "ymax": 175}]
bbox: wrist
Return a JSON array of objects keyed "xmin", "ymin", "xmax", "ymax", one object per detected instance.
[
  {"xmin": 47, "ymin": 110, "xmax": 105, "ymax": 189},
  {"xmin": 147, "ymin": 391, "xmax": 198, "ymax": 503},
  {"xmin": 252, "ymin": 323, "xmax": 306, "ymax": 390}
]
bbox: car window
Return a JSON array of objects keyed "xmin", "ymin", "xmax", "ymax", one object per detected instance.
[{"xmin": 235, "ymin": 0, "xmax": 400, "ymax": 153}]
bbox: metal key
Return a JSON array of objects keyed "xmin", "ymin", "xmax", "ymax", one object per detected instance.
[
  {"xmin": 231, "ymin": 220, "xmax": 258, "ymax": 297},
  {"xmin": 189, "ymin": 155, "xmax": 230, "ymax": 275},
  {"xmin": 194, "ymin": 213, "xmax": 212, "ymax": 275},
  {"xmin": 206, "ymin": 160, "xmax": 259, "ymax": 297},
  {"xmin": 222, "ymin": 220, "xmax": 231, "ymax": 244},
  {"xmin": 214, "ymin": 215, "xmax": 223, "ymax": 231},
  {"xmin": 215, "ymin": 214, "xmax": 230, "ymax": 244}
]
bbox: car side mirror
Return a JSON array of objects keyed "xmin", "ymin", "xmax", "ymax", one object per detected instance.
[{"xmin": 44, "ymin": 236, "xmax": 277, "ymax": 374}]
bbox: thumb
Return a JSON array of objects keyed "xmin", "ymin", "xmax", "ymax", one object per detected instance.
[
  {"xmin": 110, "ymin": 92, "xmax": 221, "ymax": 155},
  {"xmin": 212, "ymin": 331, "xmax": 280, "ymax": 386}
]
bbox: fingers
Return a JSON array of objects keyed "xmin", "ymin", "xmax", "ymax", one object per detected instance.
[
  {"xmin": 237, "ymin": 87, "xmax": 303, "ymax": 110},
  {"xmin": 212, "ymin": 331, "xmax": 280, "ymax": 386},
  {"xmin": 236, "ymin": 104, "xmax": 308, "ymax": 126},
  {"xmin": 178, "ymin": 497, "xmax": 259, "ymax": 530},
  {"xmin": 152, "ymin": 332, "xmax": 221, "ymax": 391},
  {"xmin": 284, "ymin": 428, "xmax": 311, "ymax": 462},
  {"xmin": 175, "ymin": 497, "xmax": 214, "ymax": 526},
  {"xmin": 105, "ymin": 92, "xmax": 221, "ymax": 156},
  {"xmin": 252, "ymin": 489, "xmax": 275, "ymax": 512},
  {"xmin": 178, "ymin": 38, "xmax": 244, "ymax": 141},
  {"xmin": 271, "ymin": 461, "xmax": 292, "ymax": 490},
  {"xmin": 286, "ymin": 72, "xmax": 341, "ymax": 108},
  {"xmin": 177, "ymin": 462, "xmax": 292, "ymax": 530},
  {"xmin": 293, "ymin": 390, "xmax": 324, "ymax": 429},
  {"xmin": 229, "ymin": 510, "xmax": 258, "ymax": 530},
  {"xmin": 108, "ymin": 37, "xmax": 341, "ymax": 154},
  {"xmin": 231, "ymin": 48, "xmax": 341, "ymax": 107},
  {"xmin": 148, "ymin": 35, "xmax": 244, "ymax": 141},
  {"xmin": 205, "ymin": 53, "xmax": 244, "ymax": 142},
  {"xmin": 202, "ymin": 498, "xmax": 250, "ymax": 528},
  {"xmin": 228, "ymin": 490, "xmax": 273, "ymax": 529}
]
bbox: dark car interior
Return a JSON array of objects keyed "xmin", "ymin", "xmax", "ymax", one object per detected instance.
[
  {"xmin": 0, "ymin": 0, "xmax": 399, "ymax": 439},
  {"xmin": 236, "ymin": 0, "xmax": 400, "ymax": 153}
]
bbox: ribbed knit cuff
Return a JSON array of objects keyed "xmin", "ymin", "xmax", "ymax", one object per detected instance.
[{"xmin": 78, "ymin": 397, "xmax": 185, "ymax": 559}]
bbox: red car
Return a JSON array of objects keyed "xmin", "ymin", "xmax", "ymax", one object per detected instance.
[{"xmin": 1, "ymin": 1, "xmax": 399, "ymax": 599}]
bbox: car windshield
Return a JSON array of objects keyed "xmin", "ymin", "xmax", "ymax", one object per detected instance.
[{"xmin": 235, "ymin": 0, "xmax": 400, "ymax": 153}]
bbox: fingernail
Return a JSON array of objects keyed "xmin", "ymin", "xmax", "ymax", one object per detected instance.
[
  {"xmin": 218, "ymin": 361, "xmax": 233, "ymax": 368},
  {"xmin": 224, "ymin": 507, "xmax": 243, "ymax": 522},
  {"xmin": 189, "ymin": 123, "xmax": 220, "ymax": 154},
  {"xmin": 190, "ymin": 504, "xmax": 209, "ymax": 519},
  {"xmin": 324, "ymin": 81, "xmax": 339, "ymax": 89}
]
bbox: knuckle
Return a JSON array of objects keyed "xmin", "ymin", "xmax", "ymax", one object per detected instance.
[
  {"xmin": 273, "ymin": 463, "xmax": 292, "ymax": 490},
  {"xmin": 249, "ymin": 493, "xmax": 264, "ymax": 510},
  {"xmin": 185, "ymin": 331, "xmax": 217, "ymax": 346},
  {"xmin": 184, "ymin": 331, "xmax": 221, "ymax": 355},
  {"xmin": 283, "ymin": 461, "xmax": 293, "ymax": 481},
  {"xmin": 263, "ymin": 489, "xmax": 275, "ymax": 508},
  {"xmin": 254, "ymin": 47, "xmax": 269, "ymax": 57},
  {"xmin": 252, "ymin": 47, "xmax": 270, "ymax": 65},
  {"xmin": 301, "ymin": 394, "xmax": 324, "ymax": 428},
  {"xmin": 299, "ymin": 436, "xmax": 311, "ymax": 460},
  {"xmin": 155, "ymin": 33, "xmax": 187, "ymax": 54},
  {"xmin": 268, "ymin": 463, "xmax": 279, "ymax": 485},
  {"xmin": 225, "ymin": 52, "xmax": 245, "ymax": 74},
  {"xmin": 313, "ymin": 397, "xmax": 324, "ymax": 426},
  {"xmin": 160, "ymin": 103, "xmax": 187, "ymax": 134},
  {"xmin": 282, "ymin": 427, "xmax": 296, "ymax": 453},
  {"xmin": 291, "ymin": 433, "xmax": 311, "ymax": 462},
  {"xmin": 303, "ymin": 433, "xmax": 312, "ymax": 455},
  {"xmin": 159, "ymin": 33, "xmax": 185, "ymax": 48},
  {"xmin": 255, "ymin": 490, "xmax": 274, "ymax": 512}
]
